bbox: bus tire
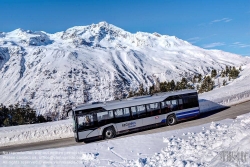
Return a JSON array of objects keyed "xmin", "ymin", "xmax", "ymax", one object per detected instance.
[
  {"xmin": 167, "ymin": 114, "xmax": 177, "ymax": 126},
  {"xmin": 103, "ymin": 127, "xmax": 116, "ymax": 139}
]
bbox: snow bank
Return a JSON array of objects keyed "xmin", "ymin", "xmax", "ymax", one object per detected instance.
[
  {"xmin": 0, "ymin": 120, "xmax": 73, "ymax": 147},
  {"xmin": 127, "ymin": 114, "xmax": 250, "ymax": 166},
  {"xmin": 1, "ymin": 112, "xmax": 249, "ymax": 167},
  {"xmin": 199, "ymin": 64, "xmax": 250, "ymax": 112}
]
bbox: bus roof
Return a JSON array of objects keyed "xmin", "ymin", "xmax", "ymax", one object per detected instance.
[{"xmin": 73, "ymin": 89, "xmax": 197, "ymax": 112}]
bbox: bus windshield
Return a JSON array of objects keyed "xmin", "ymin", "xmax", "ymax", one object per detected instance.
[{"xmin": 77, "ymin": 113, "xmax": 96, "ymax": 130}]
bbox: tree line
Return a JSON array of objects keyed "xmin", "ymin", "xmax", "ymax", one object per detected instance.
[
  {"xmin": 128, "ymin": 65, "xmax": 241, "ymax": 97},
  {"xmin": 0, "ymin": 103, "xmax": 47, "ymax": 127},
  {"xmin": 128, "ymin": 77, "xmax": 194, "ymax": 97}
]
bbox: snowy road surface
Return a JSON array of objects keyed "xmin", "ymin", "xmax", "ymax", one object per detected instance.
[{"xmin": 0, "ymin": 100, "xmax": 250, "ymax": 154}]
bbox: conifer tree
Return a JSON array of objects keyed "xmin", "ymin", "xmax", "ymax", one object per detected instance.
[
  {"xmin": 138, "ymin": 84, "xmax": 145, "ymax": 96},
  {"xmin": 198, "ymin": 74, "xmax": 202, "ymax": 82},
  {"xmin": 225, "ymin": 66, "xmax": 229, "ymax": 76},
  {"xmin": 211, "ymin": 69, "xmax": 217, "ymax": 78},
  {"xmin": 149, "ymin": 85, "xmax": 154, "ymax": 94},
  {"xmin": 37, "ymin": 115, "xmax": 46, "ymax": 123},
  {"xmin": 180, "ymin": 77, "xmax": 188, "ymax": 89},
  {"xmin": 229, "ymin": 66, "xmax": 240, "ymax": 79},
  {"xmin": 128, "ymin": 90, "xmax": 134, "ymax": 98},
  {"xmin": 3, "ymin": 118, "xmax": 11, "ymax": 126},
  {"xmin": 166, "ymin": 82, "xmax": 171, "ymax": 91},
  {"xmin": 221, "ymin": 70, "xmax": 225, "ymax": 77},
  {"xmin": 160, "ymin": 81, "xmax": 167, "ymax": 92},
  {"xmin": 25, "ymin": 104, "xmax": 36, "ymax": 124},
  {"xmin": 170, "ymin": 80, "xmax": 175, "ymax": 91},
  {"xmin": 192, "ymin": 75, "xmax": 196, "ymax": 83},
  {"xmin": 175, "ymin": 81, "xmax": 181, "ymax": 90},
  {"xmin": 198, "ymin": 76, "xmax": 214, "ymax": 93}
]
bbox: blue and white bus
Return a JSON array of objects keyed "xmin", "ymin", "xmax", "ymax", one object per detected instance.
[{"xmin": 69, "ymin": 89, "xmax": 200, "ymax": 142}]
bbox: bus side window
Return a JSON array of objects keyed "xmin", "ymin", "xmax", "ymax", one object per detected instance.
[
  {"xmin": 146, "ymin": 104, "xmax": 153, "ymax": 116},
  {"xmin": 179, "ymin": 99, "xmax": 183, "ymax": 110},
  {"xmin": 108, "ymin": 110, "xmax": 114, "ymax": 118},
  {"xmin": 153, "ymin": 103, "xmax": 160, "ymax": 115},
  {"xmin": 131, "ymin": 106, "xmax": 137, "ymax": 119},
  {"xmin": 123, "ymin": 108, "xmax": 130, "ymax": 121},
  {"xmin": 147, "ymin": 103, "xmax": 160, "ymax": 116},
  {"xmin": 137, "ymin": 105, "xmax": 146, "ymax": 118},
  {"xmin": 161, "ymin": 101, "xmax": 167, "ymax": 113},
  {"xmin": 171, "ymin": 100, "xmax": 178, "ymax": 111},
  {"xmin": 183, "ymin": 98, "xmax": 189, "ymax": 109},
  {"xmin": 161, "ymin": 101, "xmax": 171, "ymax": 113},
  {"xmin": 114, "ymin": 108, "xmax": 130, "ymax": 122},
  {"xmin": 114, "ymin": 109, "xmax": 123, "ymax": 117},
  {"xmin": 97, "ymin": 111, "xmax": 114, "ymax": 125},
  {"xmin": 166, "ymin": 101, "xmax": 171, "ymax": 112},
  {"xmin": 123, "ymin": 108, "xmax": 130, "ymax": 117}
]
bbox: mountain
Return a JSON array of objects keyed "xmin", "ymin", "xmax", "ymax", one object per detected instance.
[{"xmin": 0, "ymin": 21, "xmax": 249, "ymax": 118}]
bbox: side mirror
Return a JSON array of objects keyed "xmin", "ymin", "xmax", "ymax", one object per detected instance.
[{"xmin": 67, "ymin": 109, "xmax": 73, "ymax": 117}]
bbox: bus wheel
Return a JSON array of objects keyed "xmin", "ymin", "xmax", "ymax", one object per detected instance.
[
  {"xmin": 104, "ymin": 127, "xmax": 116, "ymax": 139},
  {"xmin": 167, "ymin": 114, "xmax": 177, "ymax": 126}
]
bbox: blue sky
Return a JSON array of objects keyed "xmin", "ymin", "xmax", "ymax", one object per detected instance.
[{"xmin": 1, "ymin": 0, "xmax": 249, "ymax": 56}]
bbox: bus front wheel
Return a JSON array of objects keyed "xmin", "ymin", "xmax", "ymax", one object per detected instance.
[
  {"xmin": 103, "ymin": 127, "xmax": 116, "ymax": 139},
  {"xmin": 167, "ymin": 114, "xmax": 177, "ymax": 126}
]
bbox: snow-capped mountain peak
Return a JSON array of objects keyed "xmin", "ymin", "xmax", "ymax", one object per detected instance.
[{"xmin": 0, "ymin": 22, "xmax": 249, "ymax": 116}]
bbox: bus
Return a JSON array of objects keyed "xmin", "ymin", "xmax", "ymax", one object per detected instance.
[{"xmin": 69, "ymin": 89, "xmax": 200, "ymax": 142}]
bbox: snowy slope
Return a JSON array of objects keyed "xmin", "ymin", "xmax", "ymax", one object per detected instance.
[
  {"xmin": 0, "ymin": 21, "xmax": 249, "ymax": 116},
  {"xmin": 199, "ymin": 64, "xmax": 250, "ymax": 112}
]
